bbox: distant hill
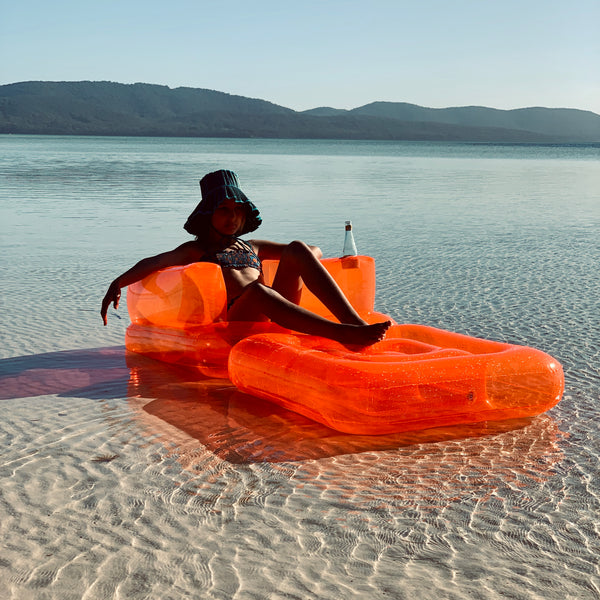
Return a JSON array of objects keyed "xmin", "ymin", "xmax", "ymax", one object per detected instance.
[
  {"xmin": 347, "ymin": 102, "xmax": 600, "ymax": 141},
  {"xmin": 302, "ymin": 107, "xmax": 349, "ymax": 117},
  {"xmin": 1, "ymin": 81, "xmax": 599, "ymax": 142}
]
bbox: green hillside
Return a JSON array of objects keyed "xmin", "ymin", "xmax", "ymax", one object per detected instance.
[{"xmin": 1, "ymin": 81, "xmax": 598, "ymax": 142}]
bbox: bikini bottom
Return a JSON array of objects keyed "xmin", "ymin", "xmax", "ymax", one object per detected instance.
[
  {"xmin": 227, "ymin": 294, "xmax": 243, "ymax": 311},
  {"xmin": 226, "ymin": 279, "xmax": 263, "ymax": 314}
]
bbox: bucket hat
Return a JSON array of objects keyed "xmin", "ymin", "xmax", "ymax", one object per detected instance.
[{"xmin": 184, "ymin": 170, "xmax": 261, "ymax": 236}]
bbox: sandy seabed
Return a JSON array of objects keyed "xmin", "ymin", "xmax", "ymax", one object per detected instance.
[
  {"xmin": 1, "ymin": 345, "xmax": 597, "ymax": 599},
  {"xmin": 2, "ymin": 135, "xmax": 599, "ymax": 599}
]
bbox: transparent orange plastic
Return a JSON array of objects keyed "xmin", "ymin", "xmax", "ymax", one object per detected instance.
[
  {"xmin": 126, "ymin": 256, "xmax": 387, "ymax": 378},
  {"xmin": 228, "ymin": 325, "xmax": 564, "ymax": 434},
  {"xmin": 126, "ymin": 261, "xmax": 228, "ymax": 328},
  {"xmin": 126, "ymin": 257, "xmax": 564, "ymax": 434}
]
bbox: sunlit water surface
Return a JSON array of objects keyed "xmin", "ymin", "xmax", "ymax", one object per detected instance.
[{"xmin": 1, "ymin": 135, "xmax": 599, "ymax": 599}]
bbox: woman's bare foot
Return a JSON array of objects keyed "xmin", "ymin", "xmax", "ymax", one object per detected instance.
[{"xmin": 334, "ymin": 320, "xmax": 391, "ymax": 347}]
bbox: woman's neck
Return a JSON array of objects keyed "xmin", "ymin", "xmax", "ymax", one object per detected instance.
[{"xmin": 205, "ymin": 226, "xmax": 237, "ymax": 250}]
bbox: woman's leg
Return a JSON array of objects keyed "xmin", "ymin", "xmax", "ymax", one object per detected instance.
[
  {"xmin": 270, "ymin": 240, "xmax": 367, "ymax": 325},
  {"xmin": 227, "ymin": 281, "xmax": 390, "ymax": 346}
]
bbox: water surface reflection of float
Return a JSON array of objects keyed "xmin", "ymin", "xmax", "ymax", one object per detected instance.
[{"xmin": 125, "ymin": 257, "xmax": 564, "ymax": 435}]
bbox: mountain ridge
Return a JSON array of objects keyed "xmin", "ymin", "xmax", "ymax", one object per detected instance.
[{"xmin": 1, "ymin": 81, "xmax": 599, "ymax": 142}]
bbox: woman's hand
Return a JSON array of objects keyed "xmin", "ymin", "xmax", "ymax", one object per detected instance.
[
  {"xmin": 101, "ymin": 281, "xmax": 121, "ymax": 325},
  {"xmin": 309, "ymin": 244, "xmax": 323, "ymax": 260}
]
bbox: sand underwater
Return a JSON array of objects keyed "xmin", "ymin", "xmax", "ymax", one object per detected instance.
[{"xmin": 1, "ymin": 135, "xmax": 599, "ymax": 599}]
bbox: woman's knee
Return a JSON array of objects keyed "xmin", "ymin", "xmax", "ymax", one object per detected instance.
[{"xmin": 281, "ymin": 240, "xmax": 320, "ymax": 263}]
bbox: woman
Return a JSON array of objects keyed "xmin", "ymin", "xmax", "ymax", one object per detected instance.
[{"xmin": 101, "ymin": 169, "xmax": 390, "ymax": 346}]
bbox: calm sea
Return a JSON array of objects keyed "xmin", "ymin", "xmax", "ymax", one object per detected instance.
[{"xmin": 1, "ymin": 135, "xmax": 599, "ymax": 598}]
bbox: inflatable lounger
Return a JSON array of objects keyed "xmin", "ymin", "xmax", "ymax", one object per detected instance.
[
  {"xmin": 229, "ymin": 324, "xmax": 564, "ymax": 434},
  {"xmin": 126, "ymin": 257, "xmax": 564, "ymax": 434}
]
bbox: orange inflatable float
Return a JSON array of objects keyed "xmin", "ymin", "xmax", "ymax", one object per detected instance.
[
  {"xmin": 126, "ymin": 256, "xmax": 564, "ymax": 434},
  {"xmin": 125, "ymin": 256, "xmax": 388, "ymax": 379}
]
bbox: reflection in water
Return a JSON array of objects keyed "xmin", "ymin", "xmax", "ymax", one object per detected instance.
[
  {"xmin": 0, "ymin": 346, "xmax": 565, "ymax": 506},
  {"xmin": 124, "ymin": 351, "xmax": 565, "ymax": 499}
]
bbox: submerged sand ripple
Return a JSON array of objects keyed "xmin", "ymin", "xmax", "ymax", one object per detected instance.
[
  {"xmin": 1, "ymin": 346, "xmax": 598, "ymax": 599},
  {"xmin": 2, "ymin": 137, "xmax": 599, "ymax": 599}
]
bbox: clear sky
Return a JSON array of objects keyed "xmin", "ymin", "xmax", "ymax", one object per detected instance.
[{"xmin": 2, "ymin": 0, "xmax": 599, "ymax": 114}]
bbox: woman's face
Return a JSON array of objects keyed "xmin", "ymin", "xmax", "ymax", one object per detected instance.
[{"xmin": 211, "ymin": 199, "xmax": 246, "ymax": 236}]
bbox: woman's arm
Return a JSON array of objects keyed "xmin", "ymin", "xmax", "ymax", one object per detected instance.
[
  {"xmin": 101, "ymin": 241, "xmax": 204, "ymax": 325},
  {"xmin": 251, "ymin": 239, "xmax": 323, "ymax": 261}
]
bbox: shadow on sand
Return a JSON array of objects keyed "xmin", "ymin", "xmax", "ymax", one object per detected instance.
[{"xmin": 1, "ymin": 346, "xmax": 565, "ymax": 468}]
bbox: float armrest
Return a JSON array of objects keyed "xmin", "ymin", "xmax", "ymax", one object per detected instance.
[{"xmin": 127, "ymin": 262, "xmax": 227, "ymax": 328}]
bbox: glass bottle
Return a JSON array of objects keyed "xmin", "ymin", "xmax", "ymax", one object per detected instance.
[{"xmin": 342, "ymin": 220, "xmax": 358, "ymax": 257}]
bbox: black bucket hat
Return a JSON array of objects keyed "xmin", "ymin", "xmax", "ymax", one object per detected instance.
[{"xmin": 184, "ymin": 170, "xmax": 262, "ymax": 236}]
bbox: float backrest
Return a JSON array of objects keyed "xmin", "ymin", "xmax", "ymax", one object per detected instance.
[
  {"xmin": 262, "ymin": 255, "xmax": 376, "ymax": 318},
  {"xmin": 127, "ymin": 255, "xmax": 376, "ymax": 329}
]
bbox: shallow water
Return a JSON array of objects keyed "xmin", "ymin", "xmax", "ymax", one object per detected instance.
[{"xmin": 1, "ymin": 135, "xmax": 599, "ymax": 599}]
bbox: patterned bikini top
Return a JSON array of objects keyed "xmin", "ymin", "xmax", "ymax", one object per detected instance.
[{"xmin": 202, "ymin": 238, "xmax": 262, "ymax": 271}]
